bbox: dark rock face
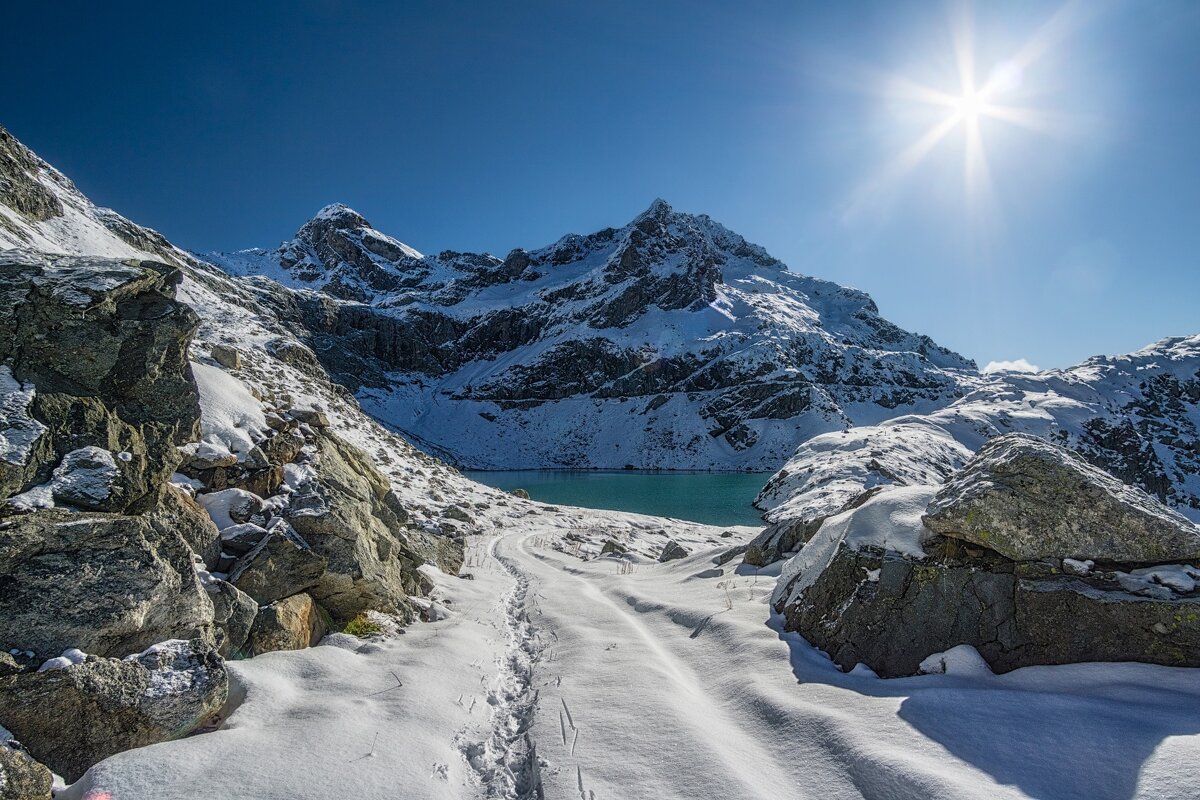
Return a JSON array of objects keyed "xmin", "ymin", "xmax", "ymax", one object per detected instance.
[
  {"xmin": 0, "ymin": 639, "xmax": 227, "ymax": 782},
  {"xmin": 780, "ymin": 539, "xmax": 1200, "ymax": 677},
  {"xmin": 0, "ymin": 252, "xmax": 201, "ymax": 511},
  {"xmin": 775, "ymin": 438, "xmax": 1200, "ymax": 677},
  {"xmin": 0, "ymin": 126, "xmax": 62, "ymax": 224},
  {"xmin": 924, "ymin": 434, "xmax": 1200, "ymax": 563},
  {"xmin": 228, "ymin": 530, "xmax": 328, "ymax": 605}
]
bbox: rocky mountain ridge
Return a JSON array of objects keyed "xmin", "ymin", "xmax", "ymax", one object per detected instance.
[{"xmin": 208, "ymin": 199, "xmax": 981, "ymax": 469}]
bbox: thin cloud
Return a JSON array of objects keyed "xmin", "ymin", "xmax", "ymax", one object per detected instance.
[{"xmin": 983, "ymin": 358, "xmax": 1041, "ymax": 374}]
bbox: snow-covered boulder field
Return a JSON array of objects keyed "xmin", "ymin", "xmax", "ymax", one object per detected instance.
[
  {"xmin": 771, "ymin": 434, "xmax": 1200, "ymax": 677},
  {"xmin": 0, "ymin": 245, "xmax": 468, "ymax": 781}
]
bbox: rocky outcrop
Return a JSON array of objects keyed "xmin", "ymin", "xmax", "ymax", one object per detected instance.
[
  {"xmin": 0, "ymin": 495, "xmax": 218, "ymax": 661},
  {"xmin": 0, "ymin": 639, "xmax": 227, "ymax": 783},
  {"xmin": 774, "ymin": 438, "xmax": 1200, "ymax": 677},
  {"xmin": 286, "ymin": 430, "xmax": 428, "ymax": 621},
  {"xmin": 924, "ymin": 433, "xmax": 1200, "ymax": 562},
  {"xmin": 0, "ymin": 251, "xmax": 201, "ymax": 512}
]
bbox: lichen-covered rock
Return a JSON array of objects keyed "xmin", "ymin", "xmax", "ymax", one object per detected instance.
[
  {"xmin": 0, "ymin": 251, "xmax": 201, "ymax": 512},
  {"xmin": 774, "ymin": 448, "xmax": 1200, "ymax": 677},
  {"xmin": 0, "ymin": 496, "xmax": 217, "ymax": 661},
  {"xmin": 246, "ymin": 593, "xmax": 328, "ymax": 655},
  {"xmin": 227, "ymin": 530, "xmax": 327, "ymax": 605},
  {"xmin": 779, "ymin": 538, "xmax": 1200, "ymax": 677},
  {"xmin": 924, "ymin": 434, "xmax": 1200, "ymax": 563},
  {"xmin": 0, "ymin": 639, "xmax": 227, "ymax": 783},
  {"xmin": 285, "ymin": 431, "xmax": 428, "ymax": 621},
  {"xmin": 0, "ymin": 742, "xmax": 53, "ymax": 800}
]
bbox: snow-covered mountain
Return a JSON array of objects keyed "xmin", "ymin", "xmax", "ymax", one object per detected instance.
[
  {"xmin": 208, "ymin": 200, "xmax": 980, "ymax": 469},
  {"xmin": 752, "ymin": 334, "xmax": 1200, "ymax": 565}
]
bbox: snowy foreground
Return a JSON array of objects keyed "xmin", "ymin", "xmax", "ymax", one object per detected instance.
[{"xmin": 65, "ymin": 506, "xmax": 1200, "ymax": 800}]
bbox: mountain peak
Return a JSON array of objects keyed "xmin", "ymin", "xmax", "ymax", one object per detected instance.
[
  {"xmin": 631, "ymin": 197, "xmax": 673, "ymax": 224},
  {"xmin": 305, "ymin": 203, "xmax": 370, "ymax": 231}
]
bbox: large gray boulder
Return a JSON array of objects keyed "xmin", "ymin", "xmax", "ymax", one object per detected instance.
[
  {"xmin": 0, "ymin": 252, "xmax": 201, "ymax": 512},
  {"xmin": 774, "ymin": 439, "xmax": 1200, "ymax": 677},
  {"xmin": 0, "ymin": 639, "xmax": 227, "ymax": 783},
  {"xmin": 285, "ymin": 431, "xmax": 428, "ymax": 621},
  {"xmin": 924, "ymin": 433, "xmax": 1200, "ymax": 563},
  {"xmin": 0, "ymin": 490, "xmax": 217, "ymax": 661},
  {"xmin": 0, "ymin": 741, "xmax": 53, "ymax": 800}
]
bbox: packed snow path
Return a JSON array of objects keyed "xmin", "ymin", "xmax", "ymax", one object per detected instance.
[{"xmin": 65, "ymin": 515, "xmax": 1200, "ymax": 800}]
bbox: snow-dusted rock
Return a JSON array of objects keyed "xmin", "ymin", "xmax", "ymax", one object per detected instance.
[
  {"xmin": 0, "ymin": 638, "xmax": 227, "ymax": 783},
  {"xmin": 924, "ymin": 434, "xmax": 1200, "ymax": 562},
  {"xmin": 773, "ymin": 474, "xmax": 1200, "ymax": 677}
]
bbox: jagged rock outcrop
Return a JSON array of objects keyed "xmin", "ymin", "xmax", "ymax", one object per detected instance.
[
  {"xmin": 773, "ymin": 439, "xmax": 1200, "ymax": 677},
  {"xmin": 0, "ymin": 251, "xmax": 201, "ymax": 512},
  {"xmin": 285, "ymin": 430, "xmax": 430, "ymax": 621},
  {"xmin": 0, "ymin": 639, "xmax": 227, "ymax": 783},
  {"xmin": 209, "ymin": 200, "xmax": 976, "ymax": 470}
]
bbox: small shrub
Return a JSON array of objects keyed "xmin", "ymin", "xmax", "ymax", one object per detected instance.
[{"xmin": 343, "ymin": 613, "xmax": 383, "ymax": 638}]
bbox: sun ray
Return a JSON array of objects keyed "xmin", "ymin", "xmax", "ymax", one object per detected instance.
[{"xmin": 842, "ymin": 0, "xmax": 1086, "ymax": 228}]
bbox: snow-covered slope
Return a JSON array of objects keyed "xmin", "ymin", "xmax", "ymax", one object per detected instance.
[
  {"xmin": 207, "ymin": 200, "xmax": 980, "ymax": 469},
  {"xmin": 758, "ymin": 335, "xmax": 1200, "ymax": 534}
]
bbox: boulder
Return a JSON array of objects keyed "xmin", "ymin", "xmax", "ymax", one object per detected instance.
[
  {"xmin": 773, "ymin": 446, "xmax": 1200, "ymax": 678},
  {"xmin": 0, "ymin": 639, "xmax": 227, "ymax": 783},
  {"xmin": 289, "ymin": 407, "xmax": 329, "ymax": 428},
  {"xmin": 778, "ymin": 536, "xmax": 1200, "ymax": 677},
  {"xmin": 658, "ymin": 540, "xmax": 689, "ymax": 562},
  {"xmin": 261, "ymin": 429, "xmax": 305, "ymax": 466},
  {"xmin": 0, "ymin": 252, "xmax": 201, "ymax": 512},
  {"xmin": 284, "ymin": 431, "xmax": 429, "ymax": 621},
  {"xmin": 246, "ymin": 593, "xmax": 328, "ymax": 655},
  {"xmin": 924, "ymin": 434, "xmax": 1200, "ymax": 563},
  {"xmin": 0, "ymin": 497, "xmax": 217, "ymax": 661},
  {"xmin": 209, "ymin": 344, "xmax": 241, "ymax": 370},
  {"xmin": 0, "ymin": 742, "xmax": 53, "ymax": 800},
  {"xmin": 227, "ymin": 531, "xmax": 327, "ymax": 605},
  {"xmin": 218, "ymin": 522, "xmax": 270, "ymax": 556},
  {"xmin": 206, "ymin": 579, "xmax": 258, "ymax": 658},
  {"xmin": 600, "ymin": 539, "xmax": 627, "ymax": 555}
]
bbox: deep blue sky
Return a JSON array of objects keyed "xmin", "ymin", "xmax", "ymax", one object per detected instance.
[{"xmin": 3, "ymin": 1, "xmax": 1197, "ymax": 369}]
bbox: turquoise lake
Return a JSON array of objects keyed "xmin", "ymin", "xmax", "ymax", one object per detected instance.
[{"xmin": 463, "ymin": 470, "xmax": 769, "ymax": 528}]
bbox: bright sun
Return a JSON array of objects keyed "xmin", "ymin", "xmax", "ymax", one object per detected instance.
[
  {"xmin": 951, "ymin": 90, "xmax": 985, "ymax": 121},
  {"xmin": 845, "ymin": 2, "xmax": 1082, "ymax": 223}
]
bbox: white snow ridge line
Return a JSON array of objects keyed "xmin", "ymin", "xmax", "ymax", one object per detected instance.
[{"xmin": 462, "ymin": 544, "xmax": 545, "ymax": 799}]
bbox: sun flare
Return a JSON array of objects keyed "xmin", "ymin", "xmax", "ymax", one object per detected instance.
[{"xmin": 845, "ymin": 1, "xmax": 1085, "ymax": 225}]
